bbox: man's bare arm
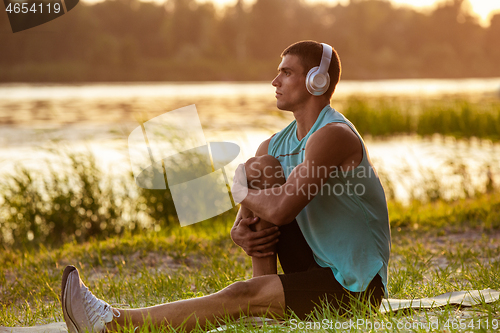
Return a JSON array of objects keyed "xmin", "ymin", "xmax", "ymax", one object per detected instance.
[{"xmin": 236, "ymin": 123, "xmax": 362, "ymax": 226}]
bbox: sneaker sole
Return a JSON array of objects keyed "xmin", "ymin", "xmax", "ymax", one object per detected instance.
[{"xmin": 61, "ymin": 266, "xmax": 80, "ymax": 333}]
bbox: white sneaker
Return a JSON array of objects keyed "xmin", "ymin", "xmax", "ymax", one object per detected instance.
[{"xmin": 61, "ymin": 266, "xmax": 120, "ymax": 333}]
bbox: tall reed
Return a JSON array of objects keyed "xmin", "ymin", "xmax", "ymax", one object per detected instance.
[
  {"xmin": 0, "ymin": 139, "xmax": 498, "ymax": 249},
  {"xmin": 340, "ymin": 96, "xmax": 500, "ymax": 141},
  {"xmin": 0, "ymin": 151, "xmax": 127, "ymax": 248}
]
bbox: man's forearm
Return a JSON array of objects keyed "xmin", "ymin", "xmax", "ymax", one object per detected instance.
[{"xmin": 241, "ymin": 185, "xmax": 296, "ymax": 226}]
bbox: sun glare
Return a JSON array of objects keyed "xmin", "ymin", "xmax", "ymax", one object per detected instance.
[
  {"xmin": 196, "ymin": 0, "xmax": 500, "ymax": 26},
  {"xmin": 79, "ymin": 0, "xmax": 500, "ymax": 26}
]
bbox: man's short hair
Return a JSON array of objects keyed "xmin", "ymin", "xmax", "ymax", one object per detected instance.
[{"xmin": 281, "ymin": 40, "xmax": 341, "ymax": 98}]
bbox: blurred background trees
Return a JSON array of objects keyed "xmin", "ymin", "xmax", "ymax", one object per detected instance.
[{"xmin": 0, "ymin": 0, "xmax": 499, "ymax": 82}]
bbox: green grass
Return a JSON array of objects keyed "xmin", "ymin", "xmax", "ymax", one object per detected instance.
[
  {"xmin": 388, "ymin": 193, "xmax": 500, "ymax": 231},
  {"xmin": 0, "ymin": 98, "xmax": 499, "ymax": 330},
  {"xmin": 340, "ymin": 96, "xmax": 500, "ymax": 141},
  {"xmin": 1, "ymin": 192, "xmax": 500, "ymax": 331}
]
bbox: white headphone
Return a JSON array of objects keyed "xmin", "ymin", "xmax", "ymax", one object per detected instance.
[{"xmin": 305, "ymin": 43, "xmax": 333, "ymax": 96}]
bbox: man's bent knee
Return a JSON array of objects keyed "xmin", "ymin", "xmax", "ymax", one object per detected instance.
[{"xmin": 245, "ymin": 155, "xmax": 285, "ymax": 190}]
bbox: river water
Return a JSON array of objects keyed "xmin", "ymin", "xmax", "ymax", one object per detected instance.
[{"xmin": 1, "ymin": 79, "xmax": 499, "ymax": 202}]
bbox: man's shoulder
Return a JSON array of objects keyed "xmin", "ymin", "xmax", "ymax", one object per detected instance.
[
  {"xmin": 309, "ymin": 122, "xmax": 359, "ymax": 144},
  {"xmin": 255, "ymin": 134, "xmax": 276, "ymax": 156},
  {"xmin": 305, "ymin": 122, "xmax": 363, "ymax": 164}
]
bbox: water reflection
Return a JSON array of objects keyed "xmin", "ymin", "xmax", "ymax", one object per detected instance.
[{"xmin": 0, "ymin": 80, "xmax": 499, "ymax": 203}]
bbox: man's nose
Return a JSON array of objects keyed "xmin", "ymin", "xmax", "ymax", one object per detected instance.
[{"xmin": 272, "ymin": 74, "xmax": 280, "ymax": 87}]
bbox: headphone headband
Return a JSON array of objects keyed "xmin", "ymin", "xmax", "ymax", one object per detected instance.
[{"xmin": 318, "ymin": 43, "xmax": 333, "ymax": 75}]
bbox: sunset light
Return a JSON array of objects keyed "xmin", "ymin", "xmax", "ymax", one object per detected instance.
[
  {"xmin": 197, "ymin": 0, "xmax": 500, "ymax": 25},
  {"xmin": 2, "ymin": 0, "xmax": 500, "ymax": 328}
]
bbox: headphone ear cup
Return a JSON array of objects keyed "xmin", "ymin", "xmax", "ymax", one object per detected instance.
[
  {"xmin": 306, "ymin": 66, "xmax": 330, "ymax": 96},
  {"xmin": 306, "ymin": 66, "xmax": 319, "ymax": 95}
]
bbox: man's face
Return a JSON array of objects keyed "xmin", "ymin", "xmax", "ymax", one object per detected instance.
[{"xmin": 272, "ymin": 54, "xmax": 310, "ymax": 112}]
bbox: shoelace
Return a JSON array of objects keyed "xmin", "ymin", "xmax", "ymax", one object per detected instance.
[{"xmin": 83, "ymin": 286, "xmax": 121, "ymax": 326}]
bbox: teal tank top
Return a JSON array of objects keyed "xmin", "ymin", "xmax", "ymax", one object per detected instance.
[{"xmin": 268, "ymin": 105, "xmax": 391, "ymax": 294}]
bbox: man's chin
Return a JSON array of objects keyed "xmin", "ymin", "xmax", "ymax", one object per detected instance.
[{"xmin": 276, "ymin": 102, "xmax": 293, "ymax": 112}]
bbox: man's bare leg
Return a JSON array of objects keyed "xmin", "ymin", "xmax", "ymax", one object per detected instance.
[
  {"xmin": 237, "ymin": 205, "xmax": 278, "ymax": 277},
  {"xmin": 104, "ymin": 156, "xmax": 288, "ymax": 331},
  {"xmin": 107, "ymin": 275, "xmax": 285, "ymax": 331},
  {"xmin": 241, "ymin": 155, "xmax": 286, "ymax": 277}
]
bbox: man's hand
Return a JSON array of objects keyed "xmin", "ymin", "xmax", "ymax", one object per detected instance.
[{"xmin": 231, "ymin": 217, "xmax": 280, "ymax": 258}]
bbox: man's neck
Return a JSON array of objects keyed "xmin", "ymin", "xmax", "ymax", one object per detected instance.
[{"xmin": 294, "ymin": 102, "xmax": 330, "ymax": 141}]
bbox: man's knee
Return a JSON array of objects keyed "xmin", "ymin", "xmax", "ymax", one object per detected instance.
[
  {"xmin": 245, "ymin": 155, "xmax": 285, "ymax": 190},
  {"xmin": 221, "ymin": 280, "xmax": 259, "ymax": 301},
  {"xmin": 221, "ymin": 277, "xmax": 285, "ymax": 316},
  {"xmin": 221, "ymin": 278, "xmax": 281, "ymax": 311}
]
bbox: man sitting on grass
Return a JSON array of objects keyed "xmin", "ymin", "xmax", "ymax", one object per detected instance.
[{"xmin": 60, "ymin": 40, "xmax": 391, "ymax": 332}]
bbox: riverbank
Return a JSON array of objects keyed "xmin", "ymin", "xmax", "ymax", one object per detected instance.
[{"xmin": 1, "ymin": 191, "xmax": 499, "ymax": 330}]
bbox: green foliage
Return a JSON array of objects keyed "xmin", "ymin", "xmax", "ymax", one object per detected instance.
[
  {"xmin": 388, "ymin": 192, "xmax": 500, "ymax": 231},
  {"xmin": 0, "ymin": 147, "xmax": 241, "ymax": 249},
  {"xmin": 0, "ymin": 151, "xmax": 126, "ymax": 247},
  {"xmin": 135, "ymin": 187, "xmax": 178, "ymax": 230},
  {"xmin": 342, "ymin": 97, "xmax": 413, "ymax": 137},
  {"xmin": 416, "ymin": 99, "xmax": 500, "ymax": 141},
  {"xmin": 1, "ymin": 0, "xmax": 500, "ymax": 81},
  {"xmin": 340, "ymin": 96, "xmax": 500, "ymax": 141}
]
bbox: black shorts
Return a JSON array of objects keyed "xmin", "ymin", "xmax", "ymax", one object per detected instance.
[{"xmin": 276, "ymin": 220, "xmax": 384, "ymax": 320}]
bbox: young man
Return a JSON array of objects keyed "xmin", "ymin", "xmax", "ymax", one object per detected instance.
[{"xmin": 60, "ymin": 41, "xmax": 391, "ymax": 332}]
